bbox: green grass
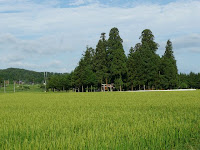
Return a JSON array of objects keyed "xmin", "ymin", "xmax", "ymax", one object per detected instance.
[
  {"xmin": 0, "ymin": 91, "xmax": 200, "ymax": 149},
  {"xmin": 0, "ymin": 84, "xmax": 43, "ymax": 93}
]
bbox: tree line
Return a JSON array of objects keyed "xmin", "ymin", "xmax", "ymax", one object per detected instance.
[
  {"xmin": 47, "ymin": 27, "xmax": 200, "ymax": 91},
  {"xmin": 0, "ymin": 68, "xmax": 58, "ymax": 86}
]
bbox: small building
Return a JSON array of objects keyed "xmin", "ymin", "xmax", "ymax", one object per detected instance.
[{"xmin": 16, "ymin": 81, "xmax": 24, "ymax": 85}]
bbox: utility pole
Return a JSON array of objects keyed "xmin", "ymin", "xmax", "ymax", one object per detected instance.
[
  {"xmin": 44, "ymin": 72, "xmax": 46, "ymax": 92},
  {"xmin": 159, "ymin": 71, "xmax": 160, "ymax": 90},
  {"xmin": 14, "ymin": 81, "xmax": 15, "ymax": 93},
  {"xmin": 4, "ymin": 80, "xmax": 5, "ymax": 93},
  {"xmin": 44, "ymin": 72, "xmax": 47, "ymax": 92}
]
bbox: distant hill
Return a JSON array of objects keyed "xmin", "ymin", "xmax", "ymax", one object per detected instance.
[{"xmin": 0, "ymin": 68, "xmax": 58, "ymax": 84}]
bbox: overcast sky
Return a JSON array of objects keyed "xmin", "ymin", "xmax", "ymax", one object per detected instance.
[{"xmin": 0, "ymin": 0, "xmax": 200, "ymax": 73}]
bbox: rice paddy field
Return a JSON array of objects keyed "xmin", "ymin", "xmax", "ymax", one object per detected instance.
[{"xmin": 0, "ymin": 91, "xmax": 200, "ymax": 149}]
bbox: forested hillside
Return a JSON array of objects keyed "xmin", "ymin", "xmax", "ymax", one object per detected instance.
[{"xmin": 0, "ymin": 68, "xmax": 55, "ymax": 84}]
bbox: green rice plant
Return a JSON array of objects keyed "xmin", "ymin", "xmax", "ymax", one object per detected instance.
[{"xmin": 0, "ymin": 91, "xmax": 199, "ymax": 149}]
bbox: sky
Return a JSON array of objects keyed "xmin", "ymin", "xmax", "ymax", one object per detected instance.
[{"xmin": 0, "ymin": 0, "xmax": 200, "ymax": 73}]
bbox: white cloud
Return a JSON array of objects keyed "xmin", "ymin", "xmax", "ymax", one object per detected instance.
[
  {"xmin": 0, "ymin": 33, "xmax": 73, "ymax": 54},
  {"xmin": 0, "ymin": 54, "xmax": 25, "ymax": 63},
  {"xmin": 70, "ymin": 0, "xmax": 86, "ymax": 6},
  {"xmin": 172, "ymin": 34, "xmax": 200, "ymax": 52},
  {"xmin": 0, "ymin": 0, "xmax": 200, "ymax": 73},
  {"xmin": 69, "ymin": 0, "xmax": 98, "ymax": 6}
]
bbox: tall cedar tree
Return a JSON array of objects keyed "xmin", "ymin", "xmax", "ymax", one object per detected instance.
[
  {"xmin": 94, "ymin": 33, "xmax": 108, "ymax": 87},
  {"xmin": 139, "ymin": 29, "xmax": 160, "ymax": 89},
  {"xmin": 73, "ymin": 58, "xmax": 85, "ymax": 89},
  {"xmin": 127, "ymin": 47, "xmax": 135, "ymax": 90},
  {"xmin": 107, "ymin": 27, "xmax": 127, "ymax": 90},
  {"xmin": 160, "ymin": 40, "xmax": 178, "ymax": 89},
  {"xmin": 73, "ymin": 47, "xmax": 97, "ymax": 91},
  {"xmin": 127, "ymin": 43, "xmax": 141, "ymax": 90}
]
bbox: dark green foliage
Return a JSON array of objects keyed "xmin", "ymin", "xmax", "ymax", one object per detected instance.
[
  {"xmin": 140, "ymin": 30, "xmax": 160, "ymax": 89},
  {"xmin": 73, "ymin": 47, "xmax": 97, "ymax": 91},
  {"xmin": 140, "ymin": 29, "xmax": 158, "ymax": 53},
  {"xmin": 127, "ymin": 47, "xmax": 135, "ymax": 90},
  {"xmin": 140, "ymin": 42, "xmax": 160, "ymax": 89},
  {"xmin": 179, "ymin": 73, "xmax": 200, "ymax": 89},
  {"xmin": 188, "ymin": 72, "xmax": 199, "ymax": 88},
  {"xmin": 47, "ymin": 74, "xmax": 70, "ymax": 91},
  {"xmin": 127, "ymin": 44, "xmax": 141, "ymax": 90},
  {"xmin": 160, "ymin": 40, "xmax": 178, "ymax": 89},
  {"xmin": 128, "ymin": 29, "xmax": 160, "ymax": 90},
  {"xmin": 94, "ymin": 33, "xmax": 108, "ymax": 87},
  {"xmin": 107, "ymin": 27, "xmax": 127, "ymax": 90},
  {"xmin": 0, "ymin": 77, "xmax": 2, "ymax": 87}
]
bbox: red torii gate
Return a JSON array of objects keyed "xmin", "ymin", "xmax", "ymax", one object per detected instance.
[{"xmin": 102, "ymin": 83, "xmax": 114, "ymax": 92}]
